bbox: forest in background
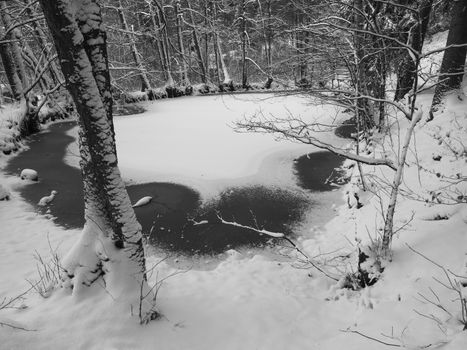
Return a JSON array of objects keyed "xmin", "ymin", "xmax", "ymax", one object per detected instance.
[{"xmin": 0, "ymin": 0, "xmax": 458, "ymax": 102}]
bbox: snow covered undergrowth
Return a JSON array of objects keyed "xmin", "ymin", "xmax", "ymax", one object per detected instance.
[
  {"xmin": 0, "ymin": 101, "xmax": 28, "ymax": 155},
  {"xmin": 1, "ymin": 74, "xmax": 467, "ymax": 349}
]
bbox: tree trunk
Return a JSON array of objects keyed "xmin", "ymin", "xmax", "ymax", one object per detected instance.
[
  {"xmin": 211, "ymin": 2, "xmax": 230, "ymax": 85},
  {"xmin": 394, "ymin": 0, "xmax": 432, "ymax": 102},
  {"xmin": 39, "ymin": 0, "xmax": 156, "ymax": 320},
  {"xmin": 186, "ymin": 0, "xmax": 207, "ymax": 84},
  {"xmin": 0, "ymin": 2, "xmax": 26, "ymax": 100},
  {"xmin": 117, "ymin": 1, "xmax": 151, "ymax": 91},
  {"xmin": 153, "ymin": 0, "xmax": 174, "ymax": 86},
  {"xmin": 430, "ymin": 0, "xmax": 467, "ymax": 117},
  {"xmin": 240, "ymin": 0, "xmax": 248, "ymax": 89},
  {"xmin": 175, "ymin": 0, "xmax": 190, "ymax": 86},
  {"xmin": 0, "ymin": 37, "xmax": 24, "ymax": 101},
  {"xmin": 204, "ymin": 2, "xmax": 210, "ymax": 81},
  {"xmin": 381, "ymin": 111, "xmax": 422, "ymax": 256},
  {"xmin": 22, "ymin": 43, "xmax": 53, "ymax": 91},
  {"xmin": 25, "ymin": 1, "xmax": 62, "ymax": 86},
  {"xmin": 353, "ymin": 0, "xmax": 375, "ymax": 131}
]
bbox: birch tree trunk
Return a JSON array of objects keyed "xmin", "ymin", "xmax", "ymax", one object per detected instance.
[
  {"xmin": 381, "ymin": 111, "xmax": 422, "ymax": 256},
  {"xmin": 175, "ymin": 0, "xmax": 190, "ymax": 86},
  {"xmin": 117, "ymin": 1, "xmax": 151, "ymax": 92},
  {"xmin": 239, "ymin": 0, "xmax": 248, "ymax": 89},
  {"xmin": 39, "ymin": 0, "xmax": 156, "ymax": 320}
]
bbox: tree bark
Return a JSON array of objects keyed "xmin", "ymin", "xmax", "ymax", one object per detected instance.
[
  {"xmin": 394, "ymin": 0, "xmax": 432, "ymax": 102},
  {"xmin": 175, "ymin": 0, "xmax": 190, "ymax": 86},
  {"xmin": 24, "ymin": 0, "xmax": 62, "ymax": 86},
  {"xmin": 117, "ymin": 1, "xmax": 151, "ymax": 91},
  {"xmin": 430, "ymin": 0, "xmax": 467, "ymax": 117},
  {"xmin": 353, "ymin": 0, "xmax": 375, "ymax": 131},
  {"xmin": 186, "ymin": 0, "xmax": 207, "ymax": 84},
  {"xmin": 0, "ymin": 2, "xmax": 25, "ymax": 100},
  {"xmin": 153, "ymin": 0, "xmax": 174, "ymax": 86},
  {"xmin": 39, "ymin": 0, "xmax": 153, "ymax": 317},
  {"xmin": 381, "ymin": 111, "xmax": 422, "ymax": 256},
  {"xmin": 240, "ymin": 0, "xmax": 248, "ymax": 88}
]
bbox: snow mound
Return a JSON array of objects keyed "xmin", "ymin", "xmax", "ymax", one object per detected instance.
[{"xmin": 20, "ymin": 168, "xmax": 38, "ymax": 181}]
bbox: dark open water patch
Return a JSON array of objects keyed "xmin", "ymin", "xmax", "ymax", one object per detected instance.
[
  {"xmin": 334, "ymin": 117, "xmax": 357, "ymax": 139},
  {"xmin": 149, "ymin": 185, "xmax": 309, "ymax": 254},
  {"xmin": 4, "ymin": 121, "xmax": 313, "ymax": 255},
  {"xmin": 293, "ymin": 151, "xmax": 347, "ymax": 191}
]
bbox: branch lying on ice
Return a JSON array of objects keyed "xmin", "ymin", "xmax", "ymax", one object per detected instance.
[
  {"xmin": 215, "ymin": 214, "xmax": 284, "ymax": 238},
  {"xmin": 0, "ymin": 320, "xmax": 36, "ymax": 332},
  {"xmin": 340, "ymin": 328, "xmax": 401, "ymax": 347},
  {"xmin": 215, "ymin": 214, "xmax": 339, "ymax": 281}
]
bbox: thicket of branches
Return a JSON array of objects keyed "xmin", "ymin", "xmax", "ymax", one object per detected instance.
[{"xmin": 0, "ymin": 0, "xmax": 458, "ymax": 100}]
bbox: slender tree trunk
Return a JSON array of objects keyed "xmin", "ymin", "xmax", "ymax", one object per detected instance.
[
  {"xmin": 395, "ymin": 0, "xmax": 432, "ymax": 102},
  {"xmin": 0, "ymin": 2, "xmax": 26, "ymax": 99},
  {"xmin": 25, "ymin": 1, "xmax": 62, "ymax": 86},
  {"xmin": 0, "ymin": 35, "xmax": 24, "ymax": 100},
  {"xmin": 150, "ymin": 2, "xmax": 171, "ymax": 85},
  {"xmin": 204, "ymin": 2, "xmax": 210, "ymax": 81},
  {"xmin": 211, "ymin": 2, "xmax": 230, "ymax": 85},
  {"xmin": 381, "ymin": 111, "xmax": 422, "ymax": 256},
  {"xmin": 154, "ymin": 0, "xmax": 174, "ymax": 86},
  {"xmin": 213, "ymin": 31, "xmax": 221, "ymax": 85},
  {"xmin": 186, "ymin": 1, "xmax": 207, "ymax": 84},
  {"xmin": 353, "ymin": 0, "xmax": 374, "ymax": 131},
  {"xmin": 117, "ymin": 1, "xmax": 151, "ymax": 91},
  {"xmin": 39, "ymin": 1, "xmax": 155, "ymax": 320},
  {"xmin": 264, "ymin": 0, "xmax": 273, "ymax": 88},
  {"xmin": 150, "ymin": 10, "xmax": 168, "ymax": 83},
  {"xmin": 22, "ymin": 43, "xmax": 53, "ymax": 91},
  {"xmin": 240, "ymin": 0, "xmax": 248, "ymax": 89},
  {"xmin": 430, "ymin": 0, "xmax": 467, "ymax": 117},
  {"xmin": 175, "ymin": 0, "xmax": 190, "ymax": 86},
  {"xmin": 217, "ymin": 38, "xmax": 231, "ymax": 85}
]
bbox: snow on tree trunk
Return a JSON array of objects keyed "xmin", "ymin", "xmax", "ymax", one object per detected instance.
[
  {"xmin": 217, "ymin": 38, "xmax": 231, "ymax": 85},
  {"xmin": 0, "ymin": 3, "xmax": 24, "ymax": 101},
  {"xmin": 39, "ymin": 0, "xmax": 155, "ymax": 318},
  {"xmin": 175, "ymin": 0, "xmax": 190, "ymax": 86},
  {"xmin": 117, "ymin": 1, "xmax": 151, "ymax": 92},
  {"xmin": 0, "ymin": 2, "xmax": 28, "ymax": 90},
  {"xmin": 381, "ymin": 111, "xmax": 423, "ymax": 256},
  {"xmin": 239, "ymin": 0, "xmax": 248, "ymax": 89}
]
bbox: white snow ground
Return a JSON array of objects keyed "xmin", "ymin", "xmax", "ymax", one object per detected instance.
[{"xmin": 1, "ymin": 32, "xmax": 466, "ymax": 349}]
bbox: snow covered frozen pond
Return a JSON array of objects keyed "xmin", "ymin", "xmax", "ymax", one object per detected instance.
[{"xmin": 6, "ymin": 94, "xmax": 347, "ymax": 255}]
